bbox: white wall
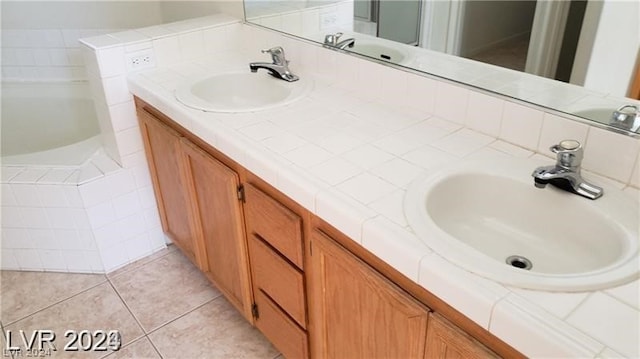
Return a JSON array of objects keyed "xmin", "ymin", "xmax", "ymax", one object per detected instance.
[
  {"xmin": 571, "ymin": 0, "xmax": 639, "ymax": 97},
  {"xmin": 160, "ymin": 0, "xmax": 244, "ymax": 23}
]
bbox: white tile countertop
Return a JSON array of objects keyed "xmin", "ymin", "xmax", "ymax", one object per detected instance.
[{"xmin": 118, "ymin": 20, "xmax": 639, "ymax": 358}]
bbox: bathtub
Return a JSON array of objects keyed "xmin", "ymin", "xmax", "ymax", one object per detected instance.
[
  {"xmin": 1, "ymin": 81, "xmax": 101, "ymax": 166},
  {"xmin": 1, "ymin": 81, "xmax": 111, "ymax": 273}
]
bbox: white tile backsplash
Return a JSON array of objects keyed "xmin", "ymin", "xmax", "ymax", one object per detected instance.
[
  {"xmin": 434, "ymin": 81, "xmax": 470, "ymax": 124},
  {"xmin": 538, "ymin": 113, "xmax": 590, "ymax": 154},
  {"xmin": 465, "ymin": 91, "xmax": 504, "ymax": 136},
  {"xmin": 500, "ymin": 102, "xmax": 544, "ymax": 150},
  {"xmin": 583, "ymin": 127, "xmax": 640, "ymax": 183}
]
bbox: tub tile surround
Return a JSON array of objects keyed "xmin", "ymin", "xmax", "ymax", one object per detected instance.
[
  {"xmin": 1, "ymin": 149, "xmax": 167, "ymax": 273},
  {"xmin": 76, "ymin": 15, "xmax": 640, "ymax": 358}
]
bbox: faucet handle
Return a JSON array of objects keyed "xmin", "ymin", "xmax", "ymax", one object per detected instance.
[
  {"xmin": 261, "ymin": 46, "xmax": 286, "ymax": 65},
  {"xmin": 324, "ymin": 32, "xmax": 343, "ymax": 46},
  {"xmin": 550, "ymin": 139, "xmax": 583, "ymax": 169},
  {"xmin": 551, "ymin": 139, "xmax": 581, "ymax": 152}
]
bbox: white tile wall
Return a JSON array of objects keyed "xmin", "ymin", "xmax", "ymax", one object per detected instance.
[
  {"xmin": 1, "ymin": 28, "xmax": 119, "ymax": 82},
  {"xmin": 500, "ymin": 102, "xmax": 545, "ymax": 150},
  {"xmin": 582, "ymin": 127, "xmax": 640, "ymax": 183},
  {"xmin": 1, "ymin": 152, "xmax": 166, "ymax": 273}
]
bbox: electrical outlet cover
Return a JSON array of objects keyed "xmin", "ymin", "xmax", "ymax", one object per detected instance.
[{"xmin": 125, "ymin": 49, "xmax": 155, "ymax": 72}]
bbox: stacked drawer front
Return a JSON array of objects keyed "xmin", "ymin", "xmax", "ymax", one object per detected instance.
[{"xmin": 245, "ymin": 183, "xmax": 308, "ymax": 359}]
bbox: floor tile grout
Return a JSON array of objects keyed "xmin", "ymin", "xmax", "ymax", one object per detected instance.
[
  {"xmin": 145, "ymin": 294, "xmax": 224, "ymax": 337},
  {"xmin": 106, "ymin": 246, "xmax": 176, "ymax": 280},
  {"xmin": 144, "ymin": 334, "xmax": 165, "ymax": 359},
  {"xmin": 105, "ymin": 278, "xmax": 147, "ymax": 343},
  {"xmin": 2, "ymin": 245, "xmax": 278, "ymax": 359},
  {"xmin": 1, "ymin": 274, "xmax": 109, "ymax": 327}
]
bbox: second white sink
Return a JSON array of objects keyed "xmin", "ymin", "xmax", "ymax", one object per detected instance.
[
  {"xmin": 351, "ymin": 41, "xmax": 410, "ymax": 65},
  {"xmin": 175, "ymin": 71, "xmax": 313, "ymax": 113},
  {"xmin": 405, "ymin": 158, "xmax": 639, "ymax": 291}
]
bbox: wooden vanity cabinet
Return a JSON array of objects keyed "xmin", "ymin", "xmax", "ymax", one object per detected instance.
[
  {"xmin": 138, "ymin": 106, "xmax": 200, "ymax": 265},
  {"xmin": 426, "ymin": 313, "xmax": 499, "ymax": 359},
  {"xmin": 308, "ymin": 229, "xmax": 430, "ymax": 359},
  {"xmin": 179, "ymin": 138, "xmax": 253, "ymax": 320},
  {"xmin": 244, "ymin": 181, "xmax": 309, "ymax": 359},
  {"xmin": 137, "ymin": 100, "xmax": 253, "ymax": 321},
  {"xmin": 136, "ymin": 97, "xmax": 520, "ymax": 359}
]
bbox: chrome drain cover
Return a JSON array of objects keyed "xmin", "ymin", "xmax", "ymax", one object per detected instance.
[{"xmin": 506, "ymin": 255, "xmax": 533, "ymax": 270}]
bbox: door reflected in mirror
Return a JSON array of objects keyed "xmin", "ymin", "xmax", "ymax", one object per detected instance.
[{"xmin": 245, "ymin": 0, "xmax": 640, "ymax": 134}]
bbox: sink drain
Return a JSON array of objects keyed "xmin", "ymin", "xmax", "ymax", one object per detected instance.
[{"xmin": 506, "ymin": 255, "xmax": 533, "ymax": 270}]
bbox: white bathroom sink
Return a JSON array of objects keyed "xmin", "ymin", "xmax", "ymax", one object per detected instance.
[
  {"xmin": 404, "ymin": 158, "xmax": 639, "ymax": 291},
  {"xmin": 351, "ymin": 42, "xmax": 410, "ymax": 65},
  {"xmin": 175, "ymin": 71, "xmax": 312, "ymax": 113}
]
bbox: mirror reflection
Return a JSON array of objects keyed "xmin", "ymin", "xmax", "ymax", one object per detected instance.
[{"xmin": 245, "ymin": 0, "xmax": 640, "ymax": 134}]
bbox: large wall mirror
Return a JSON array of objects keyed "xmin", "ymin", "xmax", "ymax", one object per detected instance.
[{"xmin": 244, "ymin": 0, "xmax": 640, "ymax": 134}]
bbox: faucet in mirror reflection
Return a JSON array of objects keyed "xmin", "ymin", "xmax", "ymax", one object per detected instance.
[
  {"xmin": 610, "ymin": 105, "xmax": 640, "ymax": 133},
  {"xmin": 324, "ymin": 32, "xmax": 356, "ymax": 50}
]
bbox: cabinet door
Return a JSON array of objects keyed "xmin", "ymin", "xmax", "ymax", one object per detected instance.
[
  {"xmin": 138, "ymin": 109, "xmax": 197, "ymax": 263},
  {"xmin": 180, "ymin": 138, "xmax": 252, "ymax": 320},
  {"xmin": 425, "ymin": 313, "xmax": 498, "ymax": 359},
  {"xmin": 309, "ymin": 229, "xmax": 430, "ymax": 359}
]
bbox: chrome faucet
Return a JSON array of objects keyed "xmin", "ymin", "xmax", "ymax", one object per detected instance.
[
  {"xmin": 610, "ymin": 105, "xmax": 640, "ymax": 133},
  {"xmin": 324, "ymin": 32, "xmax": 355, "ymax": 50},
  {"xmin": 249, "ymin": 46, "xmax": 299, "ymax": 82},
  {"xmin": 532, "ymin": 140, "xmax": 603, "ymax": 200}
]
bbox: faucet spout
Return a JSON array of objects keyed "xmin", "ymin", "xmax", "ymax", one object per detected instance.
[
  {"xmin": 531, "ymin": 140, "xmax": 603, "ymax": 200},
  {"xmin": 336, "ymin": 38, "xmax": 356, "ymax": 50}
]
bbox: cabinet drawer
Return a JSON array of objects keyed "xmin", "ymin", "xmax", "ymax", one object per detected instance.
[
  {"xmin": 249, "ymin": 235, "xmax": 306, "ymax": 328},
  {"xmin": 245, "ymin": 183, "xmax": 304, "ymax": 269},
  {"xmin": 254, "ymin": 289, "xmax": 308, "ymax": 359}
]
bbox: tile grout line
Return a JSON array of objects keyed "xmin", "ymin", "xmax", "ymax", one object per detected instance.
[
  {"xmin": 143, "ymin": 334, "xmax": 165, "ymax": 359},
  {"xmin": 106, "ymin": 246, "xmax": 177, "ymax": 281},
  {"xmin": 1, "ymin": 273, "xmax": 109, "ymax": 327},
  {"xmin": 104, "ymin": 278, "xmax": 147, "ymax": 342},
  {"xmin": 144, "ymin": 294, "xmax": 224, "ymax": 337}
]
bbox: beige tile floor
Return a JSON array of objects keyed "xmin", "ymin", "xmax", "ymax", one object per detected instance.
[{"xmin": 0, "ymin": 246, "xmax": 281, "ymax": 359}]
